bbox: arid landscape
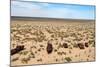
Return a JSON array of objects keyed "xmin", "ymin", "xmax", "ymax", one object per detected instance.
[{"xmin": 11, "ymin": 18, "xmax": 95, "ymax": 66}]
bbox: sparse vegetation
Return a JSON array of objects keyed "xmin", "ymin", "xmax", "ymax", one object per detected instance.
[
  {"xmin": 65, "ymin": 57, "xmax": 72, "ymax": 62},
  {"xmin": 11, "ymin": 20, "xmax": 95, "ymax": 66},
  {"xmin": 21, "ymin": 57, "xmax": 30, "ymax": 64},
  {"xmin": 37, "ymin": 58, "xmax": 42, "ymax": 62},
  {"xmin": 12, "ymin": 57, "xmax": 19, "ymax": 62},
  {"xmin": 19, "ymin": 51, "xmax": 28, "ymax": 55}
]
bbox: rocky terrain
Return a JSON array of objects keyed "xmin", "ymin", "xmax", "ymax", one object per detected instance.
[{"xmin": 11, "ymin": 19, "xmax": 95, "ymax": 66}]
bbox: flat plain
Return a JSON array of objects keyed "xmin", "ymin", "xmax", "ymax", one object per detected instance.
[{"xmin": 11, "ymin": 18, "xmax": 95, "ymax": 66}]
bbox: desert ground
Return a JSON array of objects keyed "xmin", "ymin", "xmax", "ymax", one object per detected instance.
[{"xmin": 11, "ymin": 18, "xmax": 95, "ymax": 66}]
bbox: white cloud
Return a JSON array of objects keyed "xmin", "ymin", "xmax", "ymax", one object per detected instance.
[
  {"xmin": 11, "ymin": 0, "xmax": 95, "ymax": 19},
  {"xmin": 15, "ymin": 0, "xmax": 95, "ymax": 5},
  {"xmin": 11, "ymin": 1, "xmax": 50, "ymax": 17},
  {"xmin": 12, "ymin": 1, "xmax": 42, "ymax": 9}
]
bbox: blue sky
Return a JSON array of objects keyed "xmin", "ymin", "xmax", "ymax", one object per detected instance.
[{"xmin": 11, "ymin": 0, "xmax": 95, "ymax": 20}]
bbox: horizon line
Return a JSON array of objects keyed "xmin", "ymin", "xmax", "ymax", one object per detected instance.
[{"xmin": 11, "ymin": 16, "xmax": 95, "ymax": 21}]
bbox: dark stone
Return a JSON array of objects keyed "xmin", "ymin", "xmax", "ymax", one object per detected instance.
[
  {"xmin": 85, "ymin": 42, "xmax": 89, "ymax": 47},
  {"xmin": 16, "ymin": 45, "xmax": 24, "ymax": 51},
  {"xmin": 11, "ymin": 45, "xmax": 25, "ymax": 55},
  {"xmin": 63, "ymin": 43, "xmax": 68, "ymax": 48},
  {"xmin": 46, "ymin": 42, "xmax": 53, "ymax": 54},
  {"xmin": 77, "ymin": 43, "xmax": 85, "ymax": 49}
]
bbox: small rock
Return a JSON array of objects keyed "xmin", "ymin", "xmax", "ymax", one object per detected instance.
[
  {"xmin": 16, "ymin": 45, "xmax": 24, "ymax": 51},
  {"xmin": 46, "ymin": 42, "xmax": 53, "ymax": 54},
  {"xmin": 63, "ymin": 43, "xmax": 68, "ymax": 48},
  {"xmin": 77, "ymin": 43, "xmax": 85, "ymax": 49},
  {"xmin": 85, "ymin": 42, "xmax": 89, "ymax": 47},
  {"xmin": 11, "ymin": 45, "xmax": 25, "ymax": 55}
]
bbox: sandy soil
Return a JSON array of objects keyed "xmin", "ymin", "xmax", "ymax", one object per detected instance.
[{"xmin": 11, "ymin": 19, "xmax": 95, "ymax": 66}]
